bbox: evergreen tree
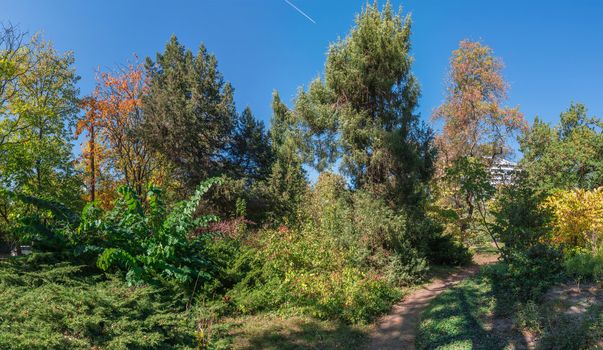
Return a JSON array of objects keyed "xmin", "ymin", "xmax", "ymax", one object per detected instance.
[
  {"xmin": 294, "ymin": 2, "xmax": 434, "ymax": 207},
  {"xmin": 268, "ymin": 91, "xmax": 307, "ymax": 221},
  {"xmin": 142, "ymin": 36, "xmax": 236, "ymax": 193},
  {"xmin": 227, "ymin": 106, "xmax": 273, "ymax": 181}
]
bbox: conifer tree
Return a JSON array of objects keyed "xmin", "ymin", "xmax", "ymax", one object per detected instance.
[
  {"xmin": 268, "ymin": 91, "xmax": 307, "ymax": 221},
  {"xmin": 142, "ymin": 36, "xmax": 236, "ymax": 193},
  {"xmin": 294, "ymin": 2, "xmax": 435, "ymax": 207},
  {"xmin": 227, "ymin": 106, "xmax": 273, "ymax": 181}
]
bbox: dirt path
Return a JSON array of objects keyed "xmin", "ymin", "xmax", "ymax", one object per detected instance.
[{"xmin": 367, "ymin": 254, "xmax": 499, "ymax": 350}]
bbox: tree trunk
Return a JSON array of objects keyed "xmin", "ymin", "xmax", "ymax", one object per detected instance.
[{"xmin": 90, "ymin": 124, "xmax": 96, "ymax": 202}]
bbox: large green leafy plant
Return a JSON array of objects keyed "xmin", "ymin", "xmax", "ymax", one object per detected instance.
[{"xmin": 79, "ymin": 178, "xmax": 223, "ymax": 286}]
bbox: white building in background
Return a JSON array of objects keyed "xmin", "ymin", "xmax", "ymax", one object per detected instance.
[{"xmin": 488, "ymin": 158, "xmax": 518, "ymax": 186}]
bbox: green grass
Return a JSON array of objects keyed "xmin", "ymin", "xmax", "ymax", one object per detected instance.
[
  {"xmin": 415, "ymin": 270, "xmax": 511, "ymax": 350},
  {"xmin": 417, "ymin": 263, "xmax": 603, "ymax": 350}
]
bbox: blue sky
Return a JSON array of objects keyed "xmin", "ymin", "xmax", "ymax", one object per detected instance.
[{"xmin": 2, "ymin": 0, "xmax": 602, "ymax": 159}]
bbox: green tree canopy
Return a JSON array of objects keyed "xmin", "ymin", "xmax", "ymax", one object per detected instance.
[
  {"xmin": 293, "ymin": 1, "xmax": 435, "ymax": 208},
  {"xmin": 520, "ymin": 103, "xmax": 603, "ymax": 193},
  {"xmin": 142, "ymin": 36, "xmax": 236, "ymax": 194},
  {"xmin": 0, "ymin": 32, "xmax": 82, "ymax": 249},
  {"xmin": 226, "ymin": 106, "xmax": 273, "ymax": 182}
]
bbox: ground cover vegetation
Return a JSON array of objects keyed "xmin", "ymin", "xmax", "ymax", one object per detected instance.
[{"xmin": 1, "ymin": 1, "xmax": 602, "ymax": 349}]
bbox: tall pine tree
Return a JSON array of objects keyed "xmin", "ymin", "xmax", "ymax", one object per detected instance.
[{"xmin": 294, "ymin": 2, "xmax": 435, "ymax": 208}]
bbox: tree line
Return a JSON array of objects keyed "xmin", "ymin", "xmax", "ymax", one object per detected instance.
[{"xmin": 1, "ymin": 2, "xmax": 603, "ymax": 337}]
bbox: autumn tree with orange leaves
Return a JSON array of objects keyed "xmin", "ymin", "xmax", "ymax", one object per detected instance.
[
  {"xmin": 433, "ymin": 40, "xmax": 526, "ymax": 167},
  {"xmin": 77, "ymin": 62, "xmax": 159, "ymax": 204},
  {"xmin": 432, "ymin": 40, "xmax": 527, "ymax": 242},
  {"xmin": 77, "ymin": 96, "xmax": 103, "ymax": 202}
]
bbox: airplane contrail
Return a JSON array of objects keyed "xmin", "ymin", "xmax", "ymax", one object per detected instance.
[{"xmin": 283, "ymin": 0, "xmax": 316, "ymax": 24}]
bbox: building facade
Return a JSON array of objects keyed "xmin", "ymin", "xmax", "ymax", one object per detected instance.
[{"xmin": 488, "ymin": 158, "xmax": 518, "ymax": 186}]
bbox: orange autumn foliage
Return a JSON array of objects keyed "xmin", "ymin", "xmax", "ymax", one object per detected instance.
[
  {"xmin": 432, "ymin": 40, "xmax": 527, "ymax": 170},
  {"xmin": 76, "ymin": 61, "xmax": 158, "ymax": 205}
]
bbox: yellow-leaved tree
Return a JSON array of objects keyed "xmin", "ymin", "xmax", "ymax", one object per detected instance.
[{"xmin": 544, "ymin": 187, "xmax": 603, "ymax": 251}]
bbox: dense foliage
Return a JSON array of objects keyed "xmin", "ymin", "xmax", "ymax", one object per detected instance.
[
  {"xmin": 0, "ymin": 254, "xmax": 201, "ymax": 349},
  {"xmin": 520, "ymin": 103, "xmax": 603, "ymax": 193},
  {"xmin": 490, "ymin": 175, "xmax": 563, "ymax": 300},
  {"xmin": 87, "ymin": 178, "xmax": 223, "ymax": 286},
  {"xmin": 0, "ymin": 27, "xmax": 82, "ymax": 252},
  {"xmin": 294, "ymin": 2, "xmax": 435, "ymax": 209},
  {"xmin": 544, "ymin": 186, "xmax": 603, "ymax": 250},
  {"xmin": 2, "ymin": 1, "xmax": 601, "ymax": 349},
  {"xmin": 141, "ymin": 37, "xmax": 273, "ymax": 198},
  {"xmin": 77, "ymin": 62, "xmax": 156, "ymax": 204},
  {"xmin": 432, "ymin": 39, "xmax": 526, "ymax": 243},
  {"xmin": 227, "ymin": 173, "xmax": 426, "ymax": 323}
]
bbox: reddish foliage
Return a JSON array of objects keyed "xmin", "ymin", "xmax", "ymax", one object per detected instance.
[
  {"xmin": 432, "ymin": 40, "xmax": 527, "ymax": 169},
  {"xmin": 195, "ymin": 217, "xmax": 254, "ymax": 238},
  {"xmin": 76, "ymin": 61, "xmax": 156, "ymax": 203}
]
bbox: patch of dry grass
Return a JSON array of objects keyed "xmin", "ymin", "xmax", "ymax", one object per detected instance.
[{"xmin": 217, "ymin": 313, "xmax": 369, "ymax": 350}]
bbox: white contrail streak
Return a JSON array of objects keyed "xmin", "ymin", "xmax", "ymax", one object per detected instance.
[{"xmin": 283, "ymin": 0, "xmax": 316, "ymax": 24}]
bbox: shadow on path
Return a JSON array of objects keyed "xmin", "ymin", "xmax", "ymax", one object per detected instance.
[{"xmin": 367, "ymin": 254, "xmax": 506, "ymax": 350}]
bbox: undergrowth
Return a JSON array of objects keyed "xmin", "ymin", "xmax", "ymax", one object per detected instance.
[{"xmin": 0, "ymin": 254, "xmax": 202, "ymax": 350}]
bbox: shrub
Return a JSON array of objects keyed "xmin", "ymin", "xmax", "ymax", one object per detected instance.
[
  {"xmin": 544, "ymin": 187, "xmax": 603, "ymax": 251},
  {"xmin": 485, "ymin": 244, "xmax": 563, "ymax": 301},
  {"xmin": 201, "ymin": 176, "xmax": 280, "ymax": 227},
  {"xmin": 10, "ymin": 194, "xmax": 80, "ymax": 253},
  {"xmin": 490, "ymin": 175, "xmax": 563, "ymax": 300},
  {"xmin": 515, "ymin": 301, "xmax": 542, "ymax": 333},
  {"xmin": 225, "ymin": 173, "xmax": 429, "ymax": 323},
  {"xmin": 226, "ymin": 224, "xmax": 403, "ymax": 323},
  {"xmin": 0, "ymin": 255, "xmax": 201, "ymax": 349},
  {"xmin": 421, "ymin": 221, "xmax": 472, "ymax": 266},
  {"xmin": 351, "ymin": 190, "xmax": 429, "ymax": 284},
  {"xmin": 564, "ymin": 248, "xmax": 603, "ymax": 283},
  {"xmin": 424, "ymin": 234, "xmax": 472, "ymax": 266},
  {"xmin": 491, "ymin": 174, "xmax": 552, "ymax": 254}
]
